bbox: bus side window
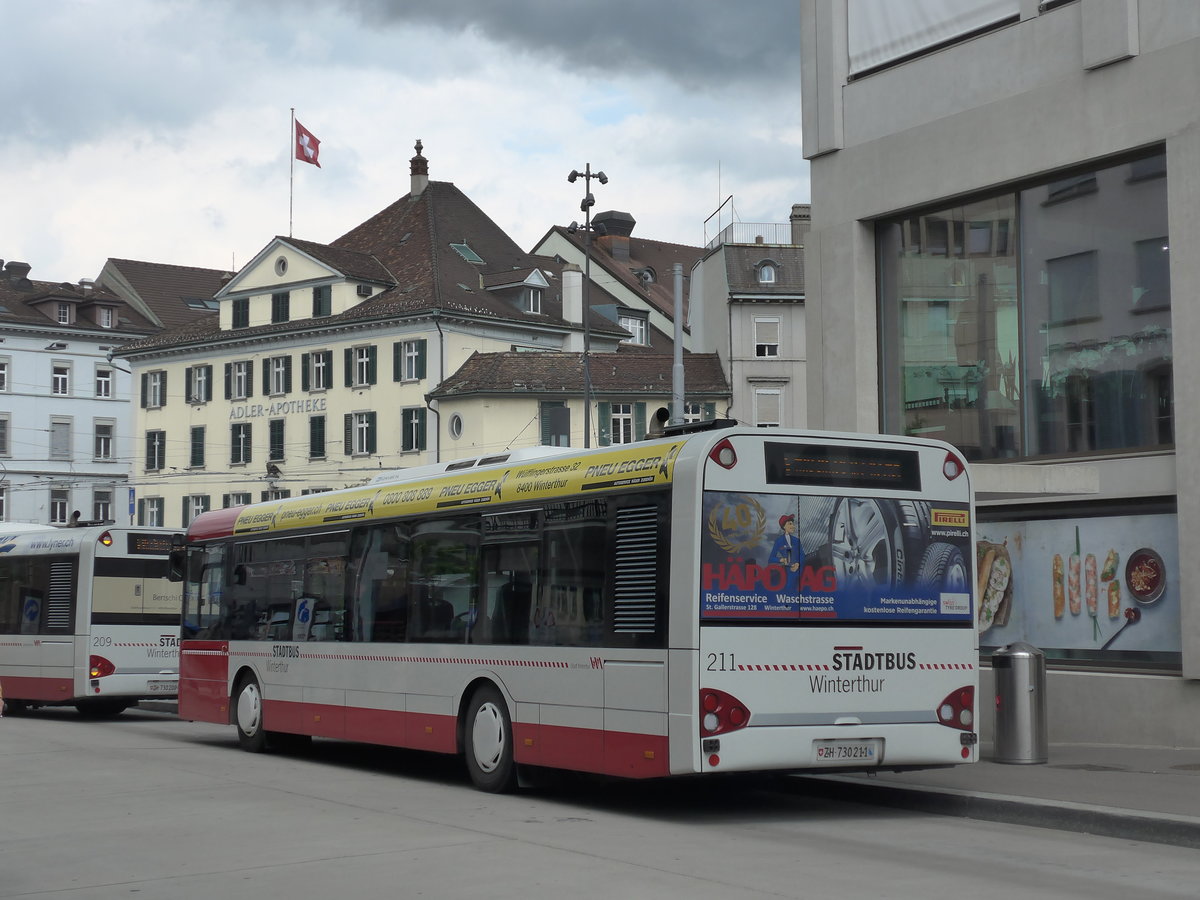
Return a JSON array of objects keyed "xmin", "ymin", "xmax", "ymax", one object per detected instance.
[{"xmin": 349, "ymin": 524, "xmax": 410, "ymax": 643}]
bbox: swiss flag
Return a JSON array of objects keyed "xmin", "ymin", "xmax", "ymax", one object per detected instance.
[{"xmin": 295, "ymin": 119, "xmax": 321, "ymax": 168}]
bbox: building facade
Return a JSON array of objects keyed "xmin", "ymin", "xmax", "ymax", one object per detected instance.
[
  {"xmin": 800, "ymin": 0, "xmax": 1200, "ymax": 744},
  {"xmin": 691, "ymin": 205, "xmax": 810, "ymax": 427}
]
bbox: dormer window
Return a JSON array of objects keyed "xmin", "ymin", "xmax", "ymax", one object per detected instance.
[
  {"xmin": 98, "ymin": 306, "xmax": 114, "ymax": 328},
  {"xmin": 618, "ymin": 310, "xmax": 648, "ymax": 345},
  {"xmin": 522, "ymin": 286, "xmax": 543, "ymax": 314},
  {"xmin": 57, "ymin": 302, "xmax": 72, "ymax": 325},
  {"xmin": 757, "ymin": 262, "xmax": 778, "ymax": 284}
]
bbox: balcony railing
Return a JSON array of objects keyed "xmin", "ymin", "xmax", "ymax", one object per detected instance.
[{"xmin": 705, "ymin": 222, "xmax": 794, "ymax": 251}]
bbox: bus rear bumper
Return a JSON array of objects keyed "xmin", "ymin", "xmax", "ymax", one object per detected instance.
[{"xmin": 695, "ymin": 723, "xmax": 977, "ymax": 775}]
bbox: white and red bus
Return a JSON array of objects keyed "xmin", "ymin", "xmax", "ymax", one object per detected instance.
[
  {"xmin": 0, "ymin": 525, "xmax": 182, "ymax": 716},
  {"xmin": 175, "ymin": 424, "xmax": 977, "ymax": 791}
]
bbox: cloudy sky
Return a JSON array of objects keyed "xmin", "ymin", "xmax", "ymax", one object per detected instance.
[{"xmin": 2, "ymin": 0, "xmax": 806, "ymax": 283}]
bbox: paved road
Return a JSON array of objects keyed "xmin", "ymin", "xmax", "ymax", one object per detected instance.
[{"xmin": 2, "ymin": 707, "xmax": 1198, "ymax": 899}]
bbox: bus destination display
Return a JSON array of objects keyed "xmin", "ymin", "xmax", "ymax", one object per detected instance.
[{"xmin": 765, "ymin": 443, "xmax": 921, "ymax": 491}]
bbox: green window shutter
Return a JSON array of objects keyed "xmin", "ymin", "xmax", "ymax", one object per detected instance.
[
  {"xmin": 136, "ymin": 499, "xmax": 145, "ymax": 527},
  {"xmin": 634, "ymin": 403, "xmax": 647, "ymax": 441},
  {"xmin": 367, "ymin": 411, "xmax": 378, "ymax": 454},
  {"xmin": 540, "ymin": 404, "xmax": 552, "ymax": 445},
  {"xmin": 416, "ymin": 408, "xmax": 427, "ymax": 450},
  {"xmin": 344, "ymin": 414, "xmax": 353, "ymax": 455},
  {"xmin": 310, "ymin": 415, "xmax": 325, "ymax": 458},
  {"xmin": 597, "ymin": 401, "xmax": 612, "ymax": 446},
  {"xmin": 262, "ymin": 360, "xmax": 271, "ymax": 396},
  {"xmin": 140, "ymin": 373, "xmax": 148, "ymax": 408},
  {"xmin": 203, "ymin": 366, "xmax": 213, "ymax": 401},
  {"xmin": 367, "ymin": 346, "xmax": 378, "ymax": 385},
  {"xmin": 415, "ymin": 340, "xmax": 427, "ymax": 379},
  {"xmin": 344, "ymin": 349, "xmax": 353, "ymax": 387},
  {"xmin": 392, "ymin": 342, "xmax": 403, "ymax": 381},
  {"xmin": 300, "ymin": 353, "xmax": 310, "ymax": 392},
  {"xmin": 246, "ymin": 361, "xmax": 254, "ymax": 398},
  {"xmin": 161, "ymin": 372, "xmax": 168, "ymax": 407},
  {"xmin": 223, "ymin": 363, "xmax": 231, "ymax": 399},
  {"xmin": 184, "ymin": 367, "xmax": 194, "ymax": 402},
  {"xmin": 283, "ymin": 357, "xmax": 293, "ymax": 394},
  {"xmin": 221, "ymin": 493, "xmax": 230, "ymax": 508},
  {"xmin": 182, "ymin": 498, "xmax": 191, "ymax": 528}
]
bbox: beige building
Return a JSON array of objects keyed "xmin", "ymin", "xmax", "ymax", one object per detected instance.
[{"xmin": 119, "ymin": 145, "xmax": 729, "ymax": 527}]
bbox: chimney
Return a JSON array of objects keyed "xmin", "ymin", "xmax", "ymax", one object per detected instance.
[
  {"xmin": 410, "ymin": 139, "xmax": 429, "ymax": 197},
  {"xmin": 790, "ymin": 203, "xmax": 812, "ymax": 245},
  {"xmin": 591, "ymin": 210, "xmax": 636, "ymax": 262},
  {"xmin": 561, "ymin": 263, "xmax": 583, "ymax": 325},
  {"xmin": 4, "ymin": 260, "xmax": 31, "ymax": 286}
]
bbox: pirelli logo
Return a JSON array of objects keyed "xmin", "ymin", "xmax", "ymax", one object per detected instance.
[{"xmin": 931, "ymin": 509, "xmax": 969, "ymax": 527}]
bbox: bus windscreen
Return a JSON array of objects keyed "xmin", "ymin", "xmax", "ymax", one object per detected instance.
[{"xmin": 764, "ymin": 443, "xmax": 921, "ymax": 491}]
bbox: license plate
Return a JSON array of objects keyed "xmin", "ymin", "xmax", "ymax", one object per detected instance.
[
  {"xmin": 146, "ymin": 680, "xmax": 176, "ymax": 694},
  {"xmin": 811, "ymin": 738, "xmax": 883, "ymax": 765}
]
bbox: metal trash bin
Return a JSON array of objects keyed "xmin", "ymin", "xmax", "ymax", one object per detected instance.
[{"xmin": 992, "ymin": 642, "xmax": 1047, "ymax": 764}]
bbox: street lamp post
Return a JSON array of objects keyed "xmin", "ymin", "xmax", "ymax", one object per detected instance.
[{"xmin": 568, "ymin": 164, "xmax": 607, "ymax": 448}]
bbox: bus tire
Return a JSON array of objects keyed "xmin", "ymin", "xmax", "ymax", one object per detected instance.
[
  {"xmin": 234, "ymin": 676, "xmax": 268, "ymax": 753},
  {"xmin": 464, "ymin": 684, "xmax": 517, "ymax": 793},
  {"xmin": 918, "ymin": 542, "xmax": 969, "ymax": 593},
  {"xmin": 74, "ymin": 699, "xmax": 131, "ymax": 718}
]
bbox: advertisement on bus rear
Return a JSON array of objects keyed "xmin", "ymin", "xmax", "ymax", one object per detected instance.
[{"xmin": 700, "ymin": 491, "xmax": 972, "ymax": 623}]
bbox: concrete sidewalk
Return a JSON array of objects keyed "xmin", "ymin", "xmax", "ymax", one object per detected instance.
[{"xmin": 789, "ymin": 743, "xmax": 1200, "ymax": 849}]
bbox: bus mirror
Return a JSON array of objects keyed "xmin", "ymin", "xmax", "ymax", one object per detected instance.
[{"xmin": 167, "ymin": 549, "xmax": 186, "ymax": 583}]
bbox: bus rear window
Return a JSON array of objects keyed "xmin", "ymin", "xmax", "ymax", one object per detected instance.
[{"xmin": 765, "ymin": 443, "xmax": 921, "ymax": 491}]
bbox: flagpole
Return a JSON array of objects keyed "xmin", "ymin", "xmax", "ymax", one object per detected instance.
[{"xmin": 289, "ymin": 107, "xmax": 295, "ymax": 237}]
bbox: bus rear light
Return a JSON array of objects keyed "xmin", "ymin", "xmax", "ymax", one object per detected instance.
[
  {"xmin": 941, "ymin": 452, "xmax": 965, "ymax": 481},
  {"xmin": 89, "ymin": 655, "xmax": 116, "ymax": 679},
  {"xmin": 98, "ymin": 530, "xmax": 114, "ymax": 547},
  {"xmin": 699, "ymin": 688, "xmax": 751, "ymax": 736},
  {"xmin": 709, "ymin": 438, "xmax": 738, "ymax": 469},
  {"xmin": 937, "ymin": 685, "xmax": 974, "ymax": 730}
]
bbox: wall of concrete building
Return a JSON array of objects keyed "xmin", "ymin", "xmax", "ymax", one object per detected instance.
[{"xmin": 801, "ymin": 0, "xmax": 1200, "ymax": 745}]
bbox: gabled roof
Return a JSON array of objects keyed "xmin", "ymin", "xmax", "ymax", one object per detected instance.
[
  {"xmin": 430, "ymin": 350, "xmax": 730, "ymax": 399},
  {"xmin": 280, "ymin": 236, "xmax": 393, "ymax": 284},
  {"xmin": 534, "ymin": 223, "xmax": 704, "ymax": 324},
  {"xmin": 98, "ymin": 258, "xmax": 231, "ymax": 330}
]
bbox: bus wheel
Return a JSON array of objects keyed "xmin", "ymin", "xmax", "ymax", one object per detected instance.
[
  {"xmin": 234, "ymin": 677, "xmax": 267, "ymax": 753},
  {"xmin": 464, "ymin": 684, "xmax": 516, "ymax": 793},
  {"xmin": 74, "ymin": 699, "xmax": 131, "ymax": 718},
  {"xmin": 919, "ymin": 542, "xmax": 969, "ymax": 593}
]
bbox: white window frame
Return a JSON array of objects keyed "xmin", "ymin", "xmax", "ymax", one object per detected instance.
[
  {"xmin": 352, "ymin": 411, "xmax": 373, "ymax": 455},
  {"xmin": 94, "ymin": 419, "xmax": 115, "ymax": 460},
  {"xmin": 311, "ymin": 352, "xmax": 330, "ymax": 391},
  {"xmin": 354, "ymin": 346, "xmax": 372, "ymax": 387},
  {"xmin": 146, "ymin": 370, "xmax": 166, "ymax": 408},
  {"xmin": 758, "ymin": 263, "xmax": 777, "ymax": 284},
  {"xmin": 618, "ymin": 312, "xmax": 648, "ymax": 346},
  {"xmin": 0, "ymin": 485, "xmax": 6, "ymax": 522},
  {"xmin": 232, "ymin": 361, "xmax": 251, "ymax": 400},
  {"xmin": 522, "ymin": 286, "xmax": 543, "ymax": 314},
  {"xmin": 95, "ymin": 367, "xmax": 112, "ymax": 398},
  {"xmin": 610, "ymin": 403, "xmax": 635, "ymax": 445},
  {"xmin": 224, "ymin": 492, "xmax": 252, "ymax": 508},
  {"xmin": 145, "ymin": 429, "xmax": 166, "ymax": 470},
  {"xmin": 754, "ymin": 388, "xmax": 782, "ymax": 428},
  {"xmin": 57, "ymin": 303, "xmax": 72, "ymax": 325},
  {"xmin": 0, "ymin": 415, "xmax": 8, "ymax": 457},
  {"xmin": 0, "ymin": 358, "xmax": 9, "ymax": 392},
  {"xmin": 143, "ymin": 497, "xmax": 164, "ymax": 527},
  {"xmin": 269, "ymin": 356, "xmax": 288, "ymax": 395},
  {"xmin": 754, "ymin": 316, "xmax": 781, "ymax": 358},
  {"xmin": 50, "ymin": 487, "xmax": 70, "ymax": 524},
  {"xmin": 189, "ymin": 365, "xmax": 209, "ymax": 403},
  {"xmin": 683, "ymin": 402, "xmax": 704, "ymax": 423},
  {"xmin": 52, "ymin": 364, "xmax": 70, "ymax": 396},
  {"xmin": 402, "ymin": 341, "xmax": 422, "ymax": 381},
  {"xmin": 231, "ymin": 423, "xmax": 252, "ymax": 465},
  {"xmin": 93, "ymin": 489, "xmax": 112, "ymax": 522},
  {"xmin": 98, "ymin": 307, "xmax": 114, "ymax": 328}
]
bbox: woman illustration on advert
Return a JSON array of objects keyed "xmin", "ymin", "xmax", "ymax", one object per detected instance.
[{"xmin": 771, "ymin": 514, "xmax": 805, "ymax": 597}]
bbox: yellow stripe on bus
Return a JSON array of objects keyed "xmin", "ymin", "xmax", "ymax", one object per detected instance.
[{"xmin": 233, "ymin": 441, "xmax": 686, "ymax": 535}]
